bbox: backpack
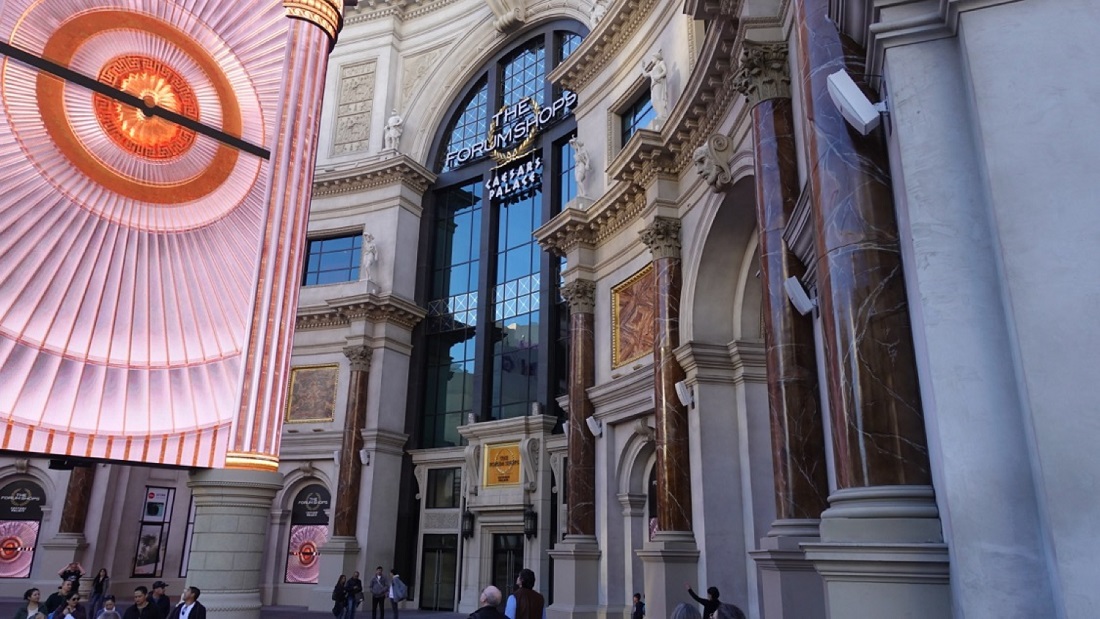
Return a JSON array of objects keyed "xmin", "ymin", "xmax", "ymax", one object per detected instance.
[{"xmin": 392, "ymin": 577, "xmax": 407, "ymax": 601}]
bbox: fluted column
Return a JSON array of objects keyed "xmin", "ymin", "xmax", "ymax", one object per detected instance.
[
  {"xmin": 734, "ymin": 42, "xmax": 829, "ymax": 521},
  {"xmin": 793, "ymin": 0, "xmax": 931, "ymax": 490},
  {"xmin": 561, "ymin": 280, "xmax": 597, "ymax": 536},
  {"xmin": 334, "ymin": 345, "xmax": 372, "ymax": 536},
  {"xmin": 228, "ymin": 0, "xmax": 344, "ymax": 471},
  {"xmin": 639, "ymin": 217, "xmax": 692, "ymax": 532}
]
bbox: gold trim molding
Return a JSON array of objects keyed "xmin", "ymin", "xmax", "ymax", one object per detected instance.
[
  {"xmin": 225, "ymin": 451, "xmax": 281, "ymax": 471},
  {"xmin": 284, "ymin": 0, "xmax": 344, "ymax": 42}
]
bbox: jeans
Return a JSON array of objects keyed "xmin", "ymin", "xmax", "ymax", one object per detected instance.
[
  {"xmin": 344, "ymin": 597, "xmax": 360, "ymax": 619},
  {"xmin": 372, "ymin": 595, "xmax": 386, "ymax": 619},
  {"xmin": 390, "ymin": 598, "xmax": 400, "ymax": 619}
]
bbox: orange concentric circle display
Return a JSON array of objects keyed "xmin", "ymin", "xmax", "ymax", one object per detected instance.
[{"xmin": 93, "ymin": 55, "xmax": 199, "ymax": 160}]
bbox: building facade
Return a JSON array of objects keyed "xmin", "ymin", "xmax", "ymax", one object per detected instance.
[{"xmin": 1, "ymin": 0, "xmax": 1097, "ymax": 618}]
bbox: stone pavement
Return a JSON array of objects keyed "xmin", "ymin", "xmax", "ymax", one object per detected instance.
[{"xmin": 0, "ymin": 597, "xmax": 467, "ymax": 619}]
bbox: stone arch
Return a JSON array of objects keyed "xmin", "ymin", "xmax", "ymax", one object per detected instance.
[
  {"xmin": 0, "ymin": 462, "xmax": 57, "ymax": 501},
  {"xmin": 617, "ymin": 425, "xmax": 657, "ymax": 497},
  {"xmin": 685, "ymin": 176, "xmax": 760, "ymax": 345},
  {"xmin": 278, "ymin": 466, "xmax": 334, "ymax": 512}
]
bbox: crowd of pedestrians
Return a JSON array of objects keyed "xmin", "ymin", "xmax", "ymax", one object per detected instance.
[
  {"xmin": 11, "ymin": 563, "xmax": 207, "ymax": 619},
  {"xmin": 331, "ymin": 566, "xmax": 407, "ymax": 619}
]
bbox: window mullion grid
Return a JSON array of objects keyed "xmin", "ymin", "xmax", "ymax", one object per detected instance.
[{"xmin": 473, "ymin": 171, "xmax": 498, "ymax": 423}]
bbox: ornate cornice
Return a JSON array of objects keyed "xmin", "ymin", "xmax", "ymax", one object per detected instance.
[
  {"xmin": 639, "ymin": 216, "xmax": 681, "ymax": 260},
  {"xmin": 343, "ymin": 345, "xmax": 373, "ymax": 372},
  {"xmin": 561, "ymin": 279, "xmax": 596, "ymax": 314},
  {"xmin": 733, "ymin": 42, "xmax": 791, "ymax": 107},
  {"xmin": 535, "ymin": 181, "xmax": 647, "ymax": 257},
  {"xmin": 296, "ymin": 292, "xmax": 427, "ymax": 330},
  {"xmin": 683, "ymin": 0, "xmax": 742, "ymax": 20},
  {"xmin": 284, "ymin": 0, "xmax": 344, "ymax": 42},
  {"xmin": 548, "ymin": 0, "xmax": 661, "ymax": 92},
  {"xmin": 313, "ymin": 154, "xmax": 436, "ymax": 197},
  {"xmin": 344, "ymin": 0, "xmax": 465, "ymax": 24}
]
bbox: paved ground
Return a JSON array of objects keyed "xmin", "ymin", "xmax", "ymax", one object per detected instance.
[{"xmin": 0, "ymin": 597, "xmax": 467, "ymax": 619}]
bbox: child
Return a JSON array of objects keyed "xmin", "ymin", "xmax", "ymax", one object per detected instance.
[
  {"xmin": 95, "ymin": 595, "xmax": 121, "ymax": 619},
  {"xmin": 632, "ymin": 593, "xmax": 645, "ymax": 619}
]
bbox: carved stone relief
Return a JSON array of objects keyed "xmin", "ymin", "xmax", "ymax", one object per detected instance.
[
  {"xmin": 333, "ymin": 60, "xmax": 377, "ymax": 155},
  {"xmin": 400, "ymin": 48, "xmax": 443, "ymax": 110}
]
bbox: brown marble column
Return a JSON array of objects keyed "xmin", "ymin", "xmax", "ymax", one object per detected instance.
[
  {"xmin": 793, "ymin": 0, "xmax": 931, "ymax": 488},
  {"xmin": 734, "ymin": 42, "xmax": 829, "ymax": 520},
  {"xmin": 58, "ymin": 466, "xmax": 94, "ymax": 534},
  {"xmin": 640, "ymin": 217, "xmax": 692, "ymax": 532},
  {"xmin": 334, "ymin": 345, "xmax": 371, "ymax": 537},
  {"xmin": 561, "ymin": 279, "xmax": 597, "ymax": 536}
]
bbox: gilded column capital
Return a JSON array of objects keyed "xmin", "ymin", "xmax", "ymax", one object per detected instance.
[
  {"xmin": 733, "ymin": 42, "xmax": 791, "ymax": 107},
  {"xmin": 284, "ymin": 0, "xmax": 344, "ymax": 43},
  {"xmin": 640, "ymin": 217, "xmax": 682, "ymax": 260},
  {"xmin": 561, "ymin": 279, "xmax": 596, "ymax": 314},
  {"xmin": 343, "ymin": 345, "xmax": 373, "ymax": 373}
]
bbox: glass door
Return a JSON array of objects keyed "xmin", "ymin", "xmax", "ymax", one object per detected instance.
[
  {"xmin": 420, "ymin": 534, "xmax": 458, "ymax": 610},
  {"xmin": 491, "ymin": 533, "xmax": 524, "ymax": 599}
]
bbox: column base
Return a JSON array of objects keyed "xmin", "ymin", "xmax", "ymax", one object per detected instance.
[
  {"xmin": 748, "ymin": 519, "xmax": 825, "ymax": 619},
  {"xmin": 804, "ymin": 486, "xmax": 951, "ymax": 618},
  {"xmin": 310, "ymin": 536, "xmax": 361, "ymax": 611},
  {"xmin": 187, "ymin": 468, "xmax": 283, "ymax": 619},
  {"xmin": 636, "ymin": 531, "xmax": 699, "ymax": 619},
  {"xmin": 547, "ymin": 535, "xmax": 602, "ymax": 619},
  {"xmin": 37, "ymin": 532, "xmax": 87, "ymax": 595}
]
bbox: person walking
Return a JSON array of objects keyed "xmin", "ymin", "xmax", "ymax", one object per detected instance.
[
  {"xmin": 468, "ymin": 586, "xmax": 506, "ymax": 619},
  {"xmin": 504, "ymin": 569, "xmax": 545, "ymax": 619},
  {"xmin": 387, "ymin": 569, "xmax": 407, "ymax": 619},
  {"xmin": 631, "ymin": 593, "xmax": 645, "ymax": 619},
  {"xmin": 684, "ymin": 584, "xmax": 721, "ymax": 619},
  {"xmin": 165, "ymin": 586, "xmax": 205, "ymax": 619},
  {"xmin": 344, "ymin": 571, "xmax": 363, "ymax": 619},
  {"xmin": 368, "ymin": 566, "xmax": 388, "ymax": 619},
  {"xmin": 13, "ymin": 587, "xmax": 43, "ymax": 619},
  {"xmin": 90, "ymin": 569, "xmax": 110, "ymax": 617},
  {"xmin": 331, "ymin": 575, "xmax": 348, "ymax": 618}
]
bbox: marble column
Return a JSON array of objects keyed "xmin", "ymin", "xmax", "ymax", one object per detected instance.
[
  {"xmin": 792, "ymin": 0, "xmax": 949, "ymax": 615},
  {"xmin": 639, "ymin": 217, "xmax": 692, "ymax": 532},
  {"xmin": 636, "ymin": 217, "xmax": 697, "ymax": 619},
  {"xmin": 548, "ymin": 279, "xmax": 600, "ymax": 619},
  {"xmin": 311, "ymin": 346, "xmax": 371, "ymax": 611},
  {"xmin": 736, "ymin": 41, "xmax": 828, "ymax": 619}
]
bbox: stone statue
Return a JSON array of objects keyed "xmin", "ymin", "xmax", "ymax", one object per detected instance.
[
  {"xmin": 692, "ymin": 134, "xmax": 732, "ymax": 191},
  {"xmin": 384, "ymin": 109, "xmax": 403, "ymax": 151},
  {"xmin": 569, "ymin": 136, "xmax": 590, "ymax": 200},
  {"xmin": 591, "ymin": 0, "xmax": 607, "ymax": 25},
  {"xmin": 642, "ymin": 50, "xmax": 669, "ymax": 129},
  {"xmin": 360, "ymin": 233, "xmax": 378, "ymax": 285}
]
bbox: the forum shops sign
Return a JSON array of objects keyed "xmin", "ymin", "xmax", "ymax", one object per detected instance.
[{"xmin": 444, "ymin": 91, "xmax": 576, "ymax": 202}]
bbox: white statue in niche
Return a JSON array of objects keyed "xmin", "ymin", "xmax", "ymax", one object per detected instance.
[
  {"xmin": 384, "ymin": 109, "xmax": 404, "ymax": 152},
  {"xmin": 591, "ymin": 0, "xmax": 607, "ymax": 25},
  {"xmin": 360, "ymin": 233, "xmax": 378, "ymax": 288},
  {"xmin": 642, "ymin": 49, "xmax": 669, "ymax": 129},
  {"xmin": 569, "ymin": 136, "xmax": 590, "ymax": 200}
]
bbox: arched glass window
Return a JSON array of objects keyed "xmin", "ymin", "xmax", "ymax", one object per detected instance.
[{"xmin": 416, "ymin": 22, "xmax": 586, "ymax": 448}]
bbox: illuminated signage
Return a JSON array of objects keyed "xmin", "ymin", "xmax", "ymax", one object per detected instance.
[
  {"xmin": 444, "ymin": 90, "xmax": 577, "ymax": 170},
  {"xmin": 486, "ymin": 155, "xmax": 542, "ymax": 204},
  {"xmin": 483, "ymin": 443, "xmax": 522, "ymax": 487}
]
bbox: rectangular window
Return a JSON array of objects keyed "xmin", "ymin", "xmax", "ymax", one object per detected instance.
[
  {"xmin": 621, "ymin": 90, "xmax": 656, "ymax": 144},
  {"xmin": 302, "ymin": 234, "xmax": 362, "ymax": 285},
  {"xmin": 426, "ymin": 468, "xmax": 462, "ymax": 509},
  {"xmin": 556, "ymin": 136, "xmax": 576, "ymax": 210}
]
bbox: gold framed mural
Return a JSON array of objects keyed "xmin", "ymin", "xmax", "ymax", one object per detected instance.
[
  {"xmin": 611, "ymin": 264, "xmax": 656, "ymax": 368},
  {"xmin": 483, "ymin": 443, "xmax": 522, "ymax": 487},
  {"xmin": 284, "ymin": 365, "xmax": 339, "ymax": 423}
]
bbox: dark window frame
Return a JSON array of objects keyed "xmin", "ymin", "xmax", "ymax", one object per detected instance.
[{"xmin": 301, "ymin": 232, "xmax": 362, "ymax": 286}]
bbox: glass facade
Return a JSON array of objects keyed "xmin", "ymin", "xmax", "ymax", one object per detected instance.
[
  {"xmin": 303, "ymin": 234, "xmax": 362, "ymax": 285},
  {"xmin": 418, "ymin": 25, "xmax": 582, "ymax": 448}
]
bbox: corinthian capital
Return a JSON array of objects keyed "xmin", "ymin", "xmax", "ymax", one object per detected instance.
[
  {"xmin": 343, "ymin": 345, "xmax": 373, "ymax": 372},
  {"xmin": 639, "ymin": 217, "xmax": 682, "ymax": 260},
  {"xmin": 284, "ymin": 0, "xmax": 344, "ymax": 43},
  {"xmin": 561, "ymin": 279, "xmax": 596, "ymax": 314},
  {"xmin": 733, "ymin": 42, "xmax": 791, "ymax": 107}
]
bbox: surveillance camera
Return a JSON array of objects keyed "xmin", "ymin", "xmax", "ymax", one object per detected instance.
[
  {"xmin": 585, "ymin": 416, "xmax": 603, "ymax": 437},
  {"xmin": 826, "ymin": 70, "xmax": 886, "ymax": 135},
  {"xmin": 674, "ymin": 380, "xmax": 693, "ymax": 408},
  {"xmin": 783, "ymin": 276, "xmax": 816, "ymax": 316}
]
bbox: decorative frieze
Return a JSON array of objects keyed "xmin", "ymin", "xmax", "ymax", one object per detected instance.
[
  {"xmin": 333, "ymin": 60, "xmax": 376, "ymax": 156},
  {"xmin": 561, "ymin": 279, "xmax": 597, "ymax": 314},
  {"xmin": 296, "ymin": 292, "xmax": 427, "ymax": 331},
  {"xmin": 733, "ymin": 42, "xmax": 791, "ymax": 107},
  {"xmin": 400, "ymin": 48, "xmax": 444, "ymax": 109},
  {"xmin": 313, "ymin": 154, "xmax": 436, "ymax": 197},
  {"xmin": 639, "ymin": 217, "xmax": 682, "ymax": 261}
]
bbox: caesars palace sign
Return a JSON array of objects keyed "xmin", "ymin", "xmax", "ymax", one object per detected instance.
[{"xmin": 444, "ymin": 91, "xmax": 577, "ymax": 202}]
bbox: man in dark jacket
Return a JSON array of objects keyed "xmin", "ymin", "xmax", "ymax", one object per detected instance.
[
  {"xmin": 43, "ymin": 580, "xmax": 73, "ymax": 616},
  {"xmin": 150, "ymin": 581, "xmax": 171, "ymax": 619},
  {"xmin": 122, "ymin": 586, "xmax": 162, "ymax": 619},
  {"xmin": 344, "ymin": 571, "xmax": 364, "ymax": 619},
  {"xmin": 504, "ymin": 569, "xmax": 545, "ymax": 619},
  {"xmin": 685, "ymin": 584, "xmax": 721, "ymax": 619},
  {"xmin": 469, "ymin": 586, "xmax": 506, "ymax": 619},
  {"xmin": 166, "ymin": 586, "xmax": 206, "ymax": 619},
  {"xmin": 369, "ymin": 566, "xmax": 388, "ymax": 619}
]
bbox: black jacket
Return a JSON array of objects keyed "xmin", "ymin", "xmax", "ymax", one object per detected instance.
[
  {"xmin": 687, "ymin": 590, "xmax": 720, "ymax": 619},
  {"xmin": 470, "ymin": 605, "xmax": 507, "ymax": 619},
  {"xmin": 121, "ymin": 602, "xmax": 162, "ymax": 619},
  {"xmin": 166, "ymin": 601, "xmax": 206, "ymax": 619}
]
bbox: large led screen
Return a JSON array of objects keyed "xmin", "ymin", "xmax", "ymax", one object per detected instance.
[{"xmin": 0, "ymin": 0, "xmax": 290, "ymax": 467}]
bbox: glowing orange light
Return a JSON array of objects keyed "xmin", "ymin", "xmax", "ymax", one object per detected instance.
[{"xmin": 93, "ymin": 56, "xmax": 200, "ymax": 160}]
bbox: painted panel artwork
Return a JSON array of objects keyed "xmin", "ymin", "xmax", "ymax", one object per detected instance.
[
  {"xmin": 611, "ymin": 264, "xmax": 656, "ymax": 368},
  {"xmin": 285, "ymin": 366, "xmax": 339, "ymax": 423},
  {"xmin": 0, "ymin": 0, "xmax": 291, "ymax": 467}
]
